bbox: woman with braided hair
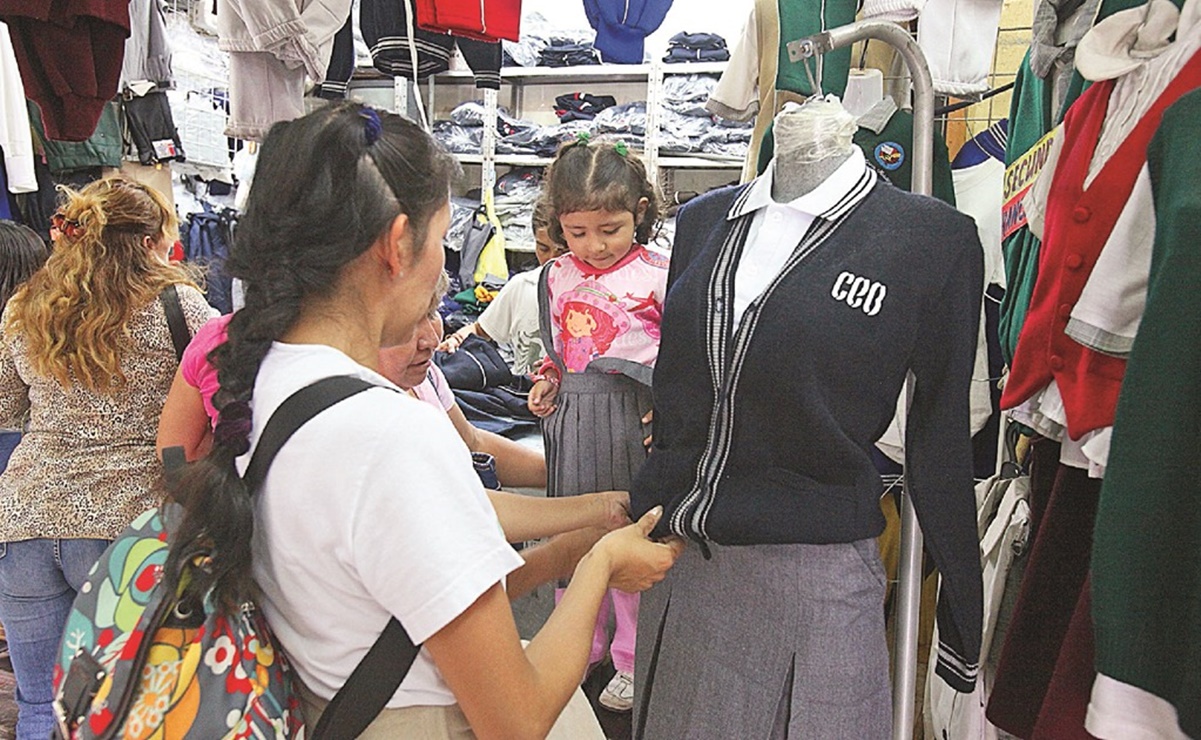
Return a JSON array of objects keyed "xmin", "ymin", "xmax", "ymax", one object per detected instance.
[
  {"xmin": 0, "ymin": 177, "xmax": 215, "ymax": 737},
  {"xmin": 163, "ymin": 103, "xmax": 682, "ymax": 739}
]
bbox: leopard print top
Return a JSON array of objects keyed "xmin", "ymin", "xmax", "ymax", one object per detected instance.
[{"xmin": 0, "ymin": 285, "xmax": 216, "ymax": 541}]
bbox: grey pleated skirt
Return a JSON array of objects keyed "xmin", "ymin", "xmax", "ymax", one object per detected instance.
[
  {"xmin": 633, "ymin": 540, "xmax": 893, "ymax": 740},
  {"xmin": 542, "ymin": 369, "xmax": 652, "ymax": 499}
]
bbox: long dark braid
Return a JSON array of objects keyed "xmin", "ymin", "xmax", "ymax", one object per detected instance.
[{"xmin": 165, "ymin": 103, "xmax": 457, "ymax": 612}]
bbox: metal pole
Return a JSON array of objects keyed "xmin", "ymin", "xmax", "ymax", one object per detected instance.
[{"xmin": 788, "ymin": 21, "xmax": 935, "ymax": 740}]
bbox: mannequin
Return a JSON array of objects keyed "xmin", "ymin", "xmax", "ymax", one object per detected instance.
[
  {"xmin": 769, "ymin": 96, "xmax": 857, "ymax": 201},
  {"xmin": 630, "ymin": 77, "xmax": 984, "ymax": 738}
]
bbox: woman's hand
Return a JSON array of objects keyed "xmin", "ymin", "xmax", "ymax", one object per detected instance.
[
  {"xmin": 528, "ymin": 379, "xmax": 560, "ymax": 417},
  {"xmin": 587, "ymin": 506, "xmax": 685, "ymax": 593}
]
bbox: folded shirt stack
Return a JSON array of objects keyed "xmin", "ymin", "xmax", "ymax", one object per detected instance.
[
  {"xmin": 662, "ymin": 32, "xmax": 729, "ymax": 63},
  {"xmin": 554, "ymin": 92, "xmax": 618, "ymax": 122},
  {"xmin": 539, "ymin": 38, "xmax": 601, "ymax": 67}
]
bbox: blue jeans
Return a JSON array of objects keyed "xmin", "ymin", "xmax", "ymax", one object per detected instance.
[{"xmin": 0, "ymin": 538, "xmax": 110, "ymax": 739}]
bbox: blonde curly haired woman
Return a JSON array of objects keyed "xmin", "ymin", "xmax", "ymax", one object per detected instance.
[{"xmin": 0, "ymin": 177, "xmax": 216, "ymax": 738}]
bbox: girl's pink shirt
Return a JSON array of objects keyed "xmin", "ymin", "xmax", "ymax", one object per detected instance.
[{"xmin": 180, "ymin": 313, "xmax": 233, "ymax": 427}]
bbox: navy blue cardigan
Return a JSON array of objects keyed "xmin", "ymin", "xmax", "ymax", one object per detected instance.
[{"xmin": 632, "ymin": 177, "xmax": 985, "ymax": 692}]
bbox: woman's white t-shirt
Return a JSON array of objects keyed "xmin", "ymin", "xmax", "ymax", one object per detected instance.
[{"xmin": 245, "ymin": 343, "xmax": 523, "ymax": 707}]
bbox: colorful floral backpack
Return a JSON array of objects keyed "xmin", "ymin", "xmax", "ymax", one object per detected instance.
[
  {"xmin": 51, "ymin": 376, "xmax": 413, "ymax": 740},
  {"xmin": 52, "ymin": 505, "xmax": 301, "ymax": 739}
]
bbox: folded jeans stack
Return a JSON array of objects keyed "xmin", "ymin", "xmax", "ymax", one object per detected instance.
[
  {"xmin": 662, "ymin": 31, "xmax": 729, "ymax": 63},
  {"xmin": 658, "ymin": 74, "xmax": 750, "ymax": 159},
  {"xmin": 595, "ymin": 101, "xmax": 647, "ymax": 140},
  {"xmin": 540, "ymin": 38, "xmax": 601, "ymax": 67},
  {"xmin": 555, "ymin": 92, "xmax": 618, "ymax": 122},
  {"xmin": 496, "ymin": 120, "xmax": 597, "ymax": 158}
]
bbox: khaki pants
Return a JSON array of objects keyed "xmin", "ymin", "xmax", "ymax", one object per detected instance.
[{"xmin": 297, "ymin": 675, "xmax": 604, "ymax": 739}]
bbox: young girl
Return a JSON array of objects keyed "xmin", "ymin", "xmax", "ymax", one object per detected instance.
[{"xmin": 529, "ymin": 138, "xmax": 669, "ymax": 713}]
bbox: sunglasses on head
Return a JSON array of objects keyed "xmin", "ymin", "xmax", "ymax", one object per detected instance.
[{"xmin": 50, "ymin": 213, "xmax": 84, "ymax": 239}]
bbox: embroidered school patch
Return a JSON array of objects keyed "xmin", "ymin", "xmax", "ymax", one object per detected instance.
[{"xmin": 873, "ymin": 141, "xmax": 905, "ymax": 171}]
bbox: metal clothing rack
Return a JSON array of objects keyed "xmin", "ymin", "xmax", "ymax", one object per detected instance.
[{"xmin": 787, "ymin": 21, "xmax": 938, "ymax": 740}]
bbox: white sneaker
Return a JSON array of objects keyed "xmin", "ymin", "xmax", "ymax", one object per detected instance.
[{"xmin": 599, "ymin": 670, "xmax": 634, "ymax": 713}]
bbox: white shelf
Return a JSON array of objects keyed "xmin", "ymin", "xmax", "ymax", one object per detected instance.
[
  {"xmin": 456, "ymin": 154, "xmax": 555, "ymax": 167},
  {"xmin": 659, "ymin": 156, "xmax": 744, "ymax": 169},
  {"xmin": 435, "ymin": 61, "xmax": 726, "ymax": 85},
  {"xmin": 661, "ymin": 61, "xmax": 728, "ymax": 76}
]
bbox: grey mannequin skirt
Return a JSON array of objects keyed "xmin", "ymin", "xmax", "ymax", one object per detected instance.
[
  {"xmin": 542, "ymin": 369, "xmax": 652, "ymax": 499},
  {"xmin": 633, "ymin": 540, "xmax": 893, "ymax": 740}
]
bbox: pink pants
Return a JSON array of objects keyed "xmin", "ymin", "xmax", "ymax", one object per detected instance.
[{"xmin": 557, "ymin": 588, "xmax": 639, "ymax": 674}]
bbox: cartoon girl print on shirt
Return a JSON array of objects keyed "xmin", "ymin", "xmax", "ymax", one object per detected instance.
[{"xmin": 555, "ymin": 281, "xmax": 632, "ymax": 372}]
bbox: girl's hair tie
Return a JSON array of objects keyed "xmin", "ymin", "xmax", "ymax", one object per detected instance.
[
  {"xmin": 614, "ymin": 140, "xmax": 629, "ymax": 157},
  {"xmin": 360, "ymin": 107, "xmax": 383, "ymax": 146},
  {"xmin": 574, "ymin": 130, "xmax": 591, "ymax": 145}
]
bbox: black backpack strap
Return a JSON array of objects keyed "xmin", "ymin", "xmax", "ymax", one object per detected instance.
[
  {"xmin": 311, "ymin": 617, "xmax": 419, "ymax": 740},
  {"xmin": 159, "ymin": 285, "xmax": 191, "ymax": 362},
  {"xmin": 239, "ymin": 375, "xmax": 422, "ymax": 739},
  {"xmin": 242, "ymin": 375, "xmax": 377, "ymax": 491}
]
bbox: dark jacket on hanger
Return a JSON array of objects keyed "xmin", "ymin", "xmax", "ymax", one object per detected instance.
[{"xmin": 631, "ymin": 176, "xmax": 985, "ymax": 693}]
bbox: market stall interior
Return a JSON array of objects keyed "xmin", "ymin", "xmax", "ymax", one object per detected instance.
[{"xmin": 0, "ymin": 0, "xmax": 1197, "ymax": 738}]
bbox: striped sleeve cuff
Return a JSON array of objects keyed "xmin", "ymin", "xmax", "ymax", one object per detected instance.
[{"xmin": 935, "ymin": 638, "xmax": 979, "ymax": 693}]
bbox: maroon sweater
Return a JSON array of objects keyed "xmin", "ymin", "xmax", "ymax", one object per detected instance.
[{"xmin": 0, "ymin": 0, "xmax": 130, "ymax": 142}]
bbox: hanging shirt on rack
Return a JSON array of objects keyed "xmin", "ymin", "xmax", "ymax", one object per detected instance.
[
  {"xmin": 218, "ymin": 0, "xmax": 352, "ymax": 140},
  {"xmin": 360, "ymin": 0, "xmax": 502, "ymax": 89},
  {"xmin": 0, "ymin": 21, "xmax": 34, "ymax": 194},
  {"xmin": 413, "ymin": 0, "xmax": 520, "ymax": 43},
  {"xmin": 952, "ymin": 119, "xmax": 1008, "ymax": 287},
  {"xmin": 121, "ymin": 0, "xmax": 173, "ymax": 93},
  {"xmin": 707, "ymin": 0, "xmax": 857, "ymax": 181},
  {"xmin": 997, "ymin": 0, "xmax": 1187, "ymax": 364},
  {"xmin": 917, "ymin": 0, "xmax": 1007, "ymax": 96}
]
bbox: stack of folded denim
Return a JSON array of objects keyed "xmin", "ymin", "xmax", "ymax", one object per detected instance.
[
  {"xmin": 660, "ymin": 110, "xmax": 714, "ymax": 153},
  {"xmin": 433, "ymin": 120, "xmax": 484, "ymax": 154},
  {"xmin": 493, "ymin": 168, "xmax": 543, "ymax": 246},
  {"xmin": 540, "ymin": 38, "xmax": 601, "ymax": 67},
  {"xmin": 554, "ymin": 93, "xmax": 618, "ymax": 122},
  {"xmin": 658, "ymin": 74, "xmax": 749, "ymax": 159},
  {"xmin": 595, "ymin": 101, "xmax": 647, "ymax": 137},
  {"xmin": 663, "ymin": 74, "xmax": 716, "ymax": 116},
  {"xmin": 662, "ymin": 32, "xmax": 729, "ymax": 63},
  {"xmin": 496, "ymin": 120, "xmax": 597, "ymax": 158},
  {"xmin": 699, "ymin": 123, "xmax": 752, "ymax": 158},
  {"xmin": 433, "ymin": 101, "xmax": 546, "ymax": 154}
]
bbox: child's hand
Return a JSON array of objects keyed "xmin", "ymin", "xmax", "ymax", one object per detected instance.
[
  {"xmin": 528, "ymin": 379, "xmax": 560, "ymax": 417},
  {"xmin": 587, "ymin": 490, "xmax": 632, "ymax": 530},
  {"xmin": 642, "ymin": 408, "xmax": 653, "ymax": 450},
  {"xmin": 437, "ymin": 326, "xmax": 472, "ymax": 353}
]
